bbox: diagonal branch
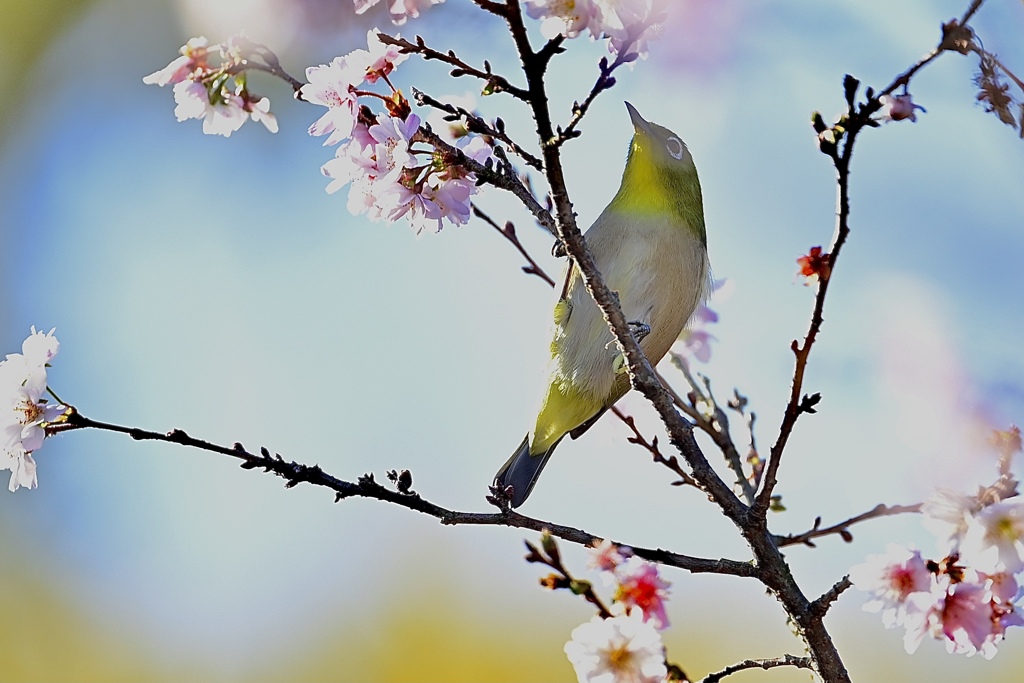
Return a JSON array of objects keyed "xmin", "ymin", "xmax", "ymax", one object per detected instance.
[
  {"xmin": 413, "ymin": 88, "xmax": 543, "ymax": 169},
  {"xmin": 775, "ymin": 503, "xmax": 923, "ymax": 548},
  {"xmin": 754, "ymin": 1, "xmax": 989, "ymax": 517},
  {"xmin": 376, "ymin": 33, "xmax": 530, "ymax": 101},
  {"xmin": 471, "ymin": 203, "xmax": 555, "ymax": 286}
]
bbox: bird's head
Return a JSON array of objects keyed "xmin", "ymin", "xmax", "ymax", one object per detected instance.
[
  {"xmin": 612, "ymin": 103, "xmax": 705, "ymax": 242},
  {"xmin": 624, "ymin": 101, "xmax": 695, "ymax": 172}
]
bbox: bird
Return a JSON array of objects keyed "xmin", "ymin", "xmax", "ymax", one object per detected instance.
[{"xmin": 493, "ymin": 101, "xmax": 710, "ymax": 508}]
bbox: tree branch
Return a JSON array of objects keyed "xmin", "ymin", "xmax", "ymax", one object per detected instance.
[
  {"xmin": 754, "ymin": 1, "xmax": 989, "ymax": 517},
  {"xmin": 61, "ymin": 410, "xmax": 757, "ymax": 578},
  {"xmin": 775, "ymin": 503, "xmax": 923, "ymax": 548},
  {"xmin": 698, "ymin": 654, "xmax": 814, "ymax": 683},
  {"xmin": 471, "ymin": 203, "xmax": 555, "ymax": 286},
  {"xmin": 376, "ymin": 33, "xmax": 530, "ymax": 101},
  {"xmin": 412, "ymin": 88, "xmax": 543, "ymax": 169}
]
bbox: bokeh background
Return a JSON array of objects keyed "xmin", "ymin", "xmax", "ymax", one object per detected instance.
[{"xmin": 2, "ymin": 0, "xmax": 1023, "ymax": 680}]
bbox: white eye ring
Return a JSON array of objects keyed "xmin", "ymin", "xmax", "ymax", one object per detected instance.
[{"xmin": 665, "ymin": 136, "xmax": 684, "ymax": 160}]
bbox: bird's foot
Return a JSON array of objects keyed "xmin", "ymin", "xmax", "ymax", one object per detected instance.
[{"xmin": 627, "ymin": 321, "xmax": 651, "ymax": 344}]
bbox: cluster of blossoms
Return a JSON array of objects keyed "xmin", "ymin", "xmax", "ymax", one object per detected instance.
[
  {"xmin": 303, "ymin": 31, "xmax": 493, "ymax": 233},
  {"xmin": 354, "ymin": 0, "xmax": 446, "ymax": 25},
  {"xmin": 0, "ymin": 328, "xmax": 69, "ymax": 492},
  {"xmin": 356, "ymin": 0, "xmax": 666, "ymax": 61},
  {"xmin": 852, "ymin": 435, "xmax": 1024, "ymax": 659},
  {"xmin": 675, "ymin": 277, "xmax": 729, "ymax": 363},
  {"xmin": 564, "ymin": 540, "xmax": 672, "ymax": 683},
  {"xmin": 524, "ymin": 0, "xmax": 668, "ymax": 60},
  {"xmin": 143, "ymin": 36, "xmax": 278, "ymax": 137}
]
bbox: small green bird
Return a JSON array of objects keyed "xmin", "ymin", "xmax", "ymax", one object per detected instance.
[{"xmin": 493, "ymin": 102, "xmax": 710, "ymax": 508}]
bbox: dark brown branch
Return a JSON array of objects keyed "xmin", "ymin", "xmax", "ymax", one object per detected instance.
[
  {"xmin": 811, "ymin": 577, "xmax": 853, "ymax": 617},
  {"xmin": 611, "ymin": 406, "xmax": 697, "ymax": 488},
  {"xmin": 668, "ymin": 358, "xmax": 756, "ymax": 504},
  {"xmin": 412, "ymin": 88, "xmax": 543, "ymax": 169},
  {"xmin": 376, "ymin": 33, "xmax": 530, "ymax": 101},
  {"xmin": 472, "ymin": 203, "xmax": 555, "ymax": 286},
  {"xmin": 775, "ymin": 503, "xmax": 923, "ymax": 548},
  {"xmin": 526, "ymin": 533, "xmax": 613, "ymax": 619},
  {"xmin": 62, "ymin": 410, "xmax": 756, "ymax": 578},
  {"xmin": 698, "ymin": 654, "xmax": 813, "ymax": 683},
  {"xmin": 754, "ymin": 2, "xmax": 989, "ymax": 518}
]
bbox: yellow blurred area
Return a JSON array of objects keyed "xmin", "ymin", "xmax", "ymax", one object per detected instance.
[{"xmin": 0, "ymin": 0, "xmax": 95, "ymax": 126}]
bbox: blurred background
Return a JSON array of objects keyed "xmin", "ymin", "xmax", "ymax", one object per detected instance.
[{"xmin": 1, "ymin": 0, "xmax": 1023, "ymax": 680}]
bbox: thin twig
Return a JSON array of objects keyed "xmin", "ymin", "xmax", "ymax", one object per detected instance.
[
  {"xmin": 472, "ymin": 203, "xmax": 555, "ymax": 286},
  {"xmin": 811, "ymin": 577, "xmax": 853, "ymax": 617},
  {"xmin": 413, "ymin": 88, "xmax": 543, "ymax": 169},
  {"xmin": 754, "ymin": 3, "xmax": 989, "ymax": 517},
  {"xmin": 774, "ymin": 503, "xmax": 923, "ymax": 548},
  {"xmin": 525, "ymin": 534, "xmax": 613, "ymax": 618},
  {"xmin": 376, "ymin": 33, "xmax": 530, "ymax": 101},
  {"xmin": 414, "ymin": 126, "xmax": 557, "ymax": 236},
  {"xmin": 610, "ymin": 407, "xmax": 697, "ymax": 488},
  {"xmin": 698, "ymin": 654, "xmax": 814, "ymax": 683},
  {"xmin": 666, "ymin": 358, "xmax": 756, "ymax": 503}
]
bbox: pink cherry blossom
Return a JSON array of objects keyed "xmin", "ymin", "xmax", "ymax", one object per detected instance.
[
  {"xmin": 879, "ymin": 93, "xmax": 926, "ymax": 122},
  {"xmin": 363, "ymin": 30, "xmax": 408, "ymax": 83},
  {"xmin": 850, "ymin": 544, "xmax": 933, "ymax": 628},
  {"xmin": 962, "ymin": 497, "xmax": 1024, "ymax": 573},
  {"xmin": 354, "ymin": 0, "xmax": 446, "ymax": 25},
  {"xmin": 613, "ymin": 556, "xmax": 671, "ymax": 630},
  {"xmin": 143, "ymin": 37, "xmax": 210, "ymax": 86},
  {"xmin": 302, "ymin": 57, "xmax": 366, "ymax": 145},
  {"xmin": 588, "ymin": 539, "xmax": 631, "ymax": 573}
]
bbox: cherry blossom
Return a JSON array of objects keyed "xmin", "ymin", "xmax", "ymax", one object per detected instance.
[
  {"xmin": 525, "ymin": 0, "xmax": 602, "ymax": 40},
  {"xmin": 961, "ymin": 497, "xmax": 1024, "ymax": 573},
  {"xmin": 795, "ymin": 245, "xmax": 831, "ymax": 285},
  {"xmin": 302, "ymin": 56, "xmax": 366, "ymax": 145},
  {"xmin": 613, "ymin": 556, "xmax": 671, "ymax": 630},
  {"xmin": 587, "ymin": 539, "xmax": 631, "ymax": 573},
  {"xmin": 143, "ymin": 37, "xmax": 210, "ymax": 87},
  {"xmin": 921, "ymin": 488, "xmax": 980, "ymax": 552},
  {"xmin": 879, "ymin": 93, "xmax": 926, "ymax": 122},
  {"xmin": 353, "ymin": 0, "xmax": 447, "ymax": 25},
  {"xmin": 564, "ymin": 608, "xmax": 667, "ymax": 683},
  {"xmin": 849, "ymin": 544, "xmax": 932, "ymax": 628},
  {"xmin": 0, "ymin": 328, "xmax": 69, "ymax": 492}
]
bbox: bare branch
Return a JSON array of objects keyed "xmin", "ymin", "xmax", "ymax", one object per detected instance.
[
  {"xmin": 412, "ymin": 88, "xmax": 543, "ymax": 169},
  {"xmin": 610, "ymin": 406, "xmax": 698, "ymax": 488},
  {"xmin": 755, "ymin": 2, "xmax": 991, "ymax": 517},
  {"xmin": 698, "ymin": 654, "xmax": 814, "ymax": 683},
  {"xmin": 376, "ymin": 33, "xmax": 530, "ymax": 101},
  {"xmin": 62, "ymin": 410, "xmax": 757, "ymax": 578},
  {"xmin": 471, "ymin": 203, "xmax": 555, "ymax": 286},
  {"xmin": 811, "ymin": 577, "xmax": 853, "ymax": 617},
  {"xmin": 775, "ymin": 503, "xmax": 923, "ymax": 549}
]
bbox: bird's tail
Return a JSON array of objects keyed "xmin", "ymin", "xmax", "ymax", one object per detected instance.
[{"xmin": 493, "ymin": 435, "xmax": 561, "ymax": 508}]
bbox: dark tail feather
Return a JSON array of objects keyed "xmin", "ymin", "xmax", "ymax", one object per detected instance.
[{"xmin": 493, "ymin": 435, "xmax": 560, "ymax": 508}]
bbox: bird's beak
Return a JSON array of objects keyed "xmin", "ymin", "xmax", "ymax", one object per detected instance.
[{"xmin": 625, "ymin": 101, "xmax": 654, "ymax": 137}]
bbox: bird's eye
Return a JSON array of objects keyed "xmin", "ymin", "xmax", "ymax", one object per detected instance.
[{"xmin": 665, "ymin": 136, "xmax": 684, "ymax": 160}]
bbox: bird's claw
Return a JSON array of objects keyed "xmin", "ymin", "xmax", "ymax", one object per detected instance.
[{"xmin": 628, "ymin": 321, "xmax": 651, "ymax": 344}]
